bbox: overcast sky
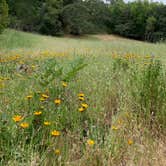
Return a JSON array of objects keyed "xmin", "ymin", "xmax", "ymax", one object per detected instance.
[
  {"xmin": 104, "ymin": 0, "xmax": 166, "ymax": 4},
  {"xmin": 125, "ymin": 0, "xmax": 166, "ymax": 3}
]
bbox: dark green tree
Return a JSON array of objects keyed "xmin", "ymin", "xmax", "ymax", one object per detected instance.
[
  {"xmin": 63, "ymin": 0, "xmax": 81, "ymax": 6},
  {"xmin": 0, "ymin": 0, "xmax": 8, "ymax": 33},
  {"xmin": 145, "ymin": 16, "xmax": 157, "ymax": 41},
  {"xmin": 7, "ymin": 0, "xmax": 40, "ymax": 31},
  {"xmin": 84, "ymin": 0, "xmax": 111, "ymax": 33},
  {"xmin": 62, "ymin": 2, "xmax": 93, "ymax": 35},
  {"xmin": 38, "ymin": 0, "xmax": 63, "ymax": 35}
]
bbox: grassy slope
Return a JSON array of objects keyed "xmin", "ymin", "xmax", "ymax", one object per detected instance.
[
  {"xmin": 0, "ymin": 29, "xmax": 166, "ymax": 165},
  {"xmin": 1, "ymin": 29, "xmax": 166, "ymax": 56}
]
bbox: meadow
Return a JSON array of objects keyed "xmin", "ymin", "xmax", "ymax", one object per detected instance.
[{"xmin": 0, "ymin": 29, "xmax": 166, "ymax": 166}]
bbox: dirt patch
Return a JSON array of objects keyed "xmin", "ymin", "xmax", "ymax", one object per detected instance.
[{"xmin": 93, "ymin": 34, "xmax": 124, "ymax": 41}]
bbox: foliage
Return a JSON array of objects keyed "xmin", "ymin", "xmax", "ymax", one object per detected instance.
[
  {"xmin": 0, "ymin": 0, "xmax": 8, "ymax": 33},
  {"xmin": 109, "ymin": 1, "xmax": 166, "ymax": 42},
  {"xmin": 5, "ymin": 0, "xmax": 166, "ymax": 42},
  {"xmin": 6, "ymin": 0, "xmax": 111, "ymax": 35},
  {"xmin": 84, "ymin": 0, "xmax": 111, "ymax": 33},
  {"xmin": 62, "ymin": 2, "xmax": 93, "ymax": 35},
  {"xmin": 38, "ymin": 0, "xmax": 63, "ymax": 36}
]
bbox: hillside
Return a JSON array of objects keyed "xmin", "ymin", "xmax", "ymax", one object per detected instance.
[{"xmin": 0, "ymin": 29, "xmax": 166, "ymax": 165}]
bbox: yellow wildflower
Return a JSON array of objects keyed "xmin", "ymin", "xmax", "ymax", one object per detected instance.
[
  {"xmin": 51, "ymin": 130, "xmax": 60, "ymax": 136},
  {"xmin": 78, "ymin": 93, "xmax": 84, "ymax": 97},
  {"xmin": 81, "ymin": 103, "xmax": 88, "ymax": 109},
  {"xmin": 20, "ymin": 122, "xmax": 29, "ymax": 128},
  {"xmin": 128, "ymin": 139, "xmax": 133, "ymax": 145},
  {"xmin": 41, "ymin": 94, "xmax": 49, "ymax": 99},
  {"xmin": 12, "ymin": 115, "xmax": 23, "ymax": 122},
  {"xmin": 54, "ymin": 149, "xmax": 60, "ymax": 155},
  {"xmin": 79, "ymin": 97, "xmax": 85, "ymax": 101},
  {"xmin": 78, "ymin": 107, "xmax": 85, "ymax": 112},
  {"xmin": 44, "ymin": 121, "xmax": 51, "ymax": 126},
  {"xmin": 40, "ymin": 97, "xmax": 46, "ymax": 102},
  {"xmin": 54, "ymin": 99, "xmax": 61, "ymax": 105},
  {"xmin": 34, "ymin": 111, "xmax": 42, "ymax": 116},
  {"xmin": 87, "ymin": 139, "xmax": 95, "ymax": 146},
  {"xmin": 62, "ymin": 82, "xmax": 67, "ymax": 87},
  {"xmin": 111, "ymin": 125, "xmax": 119, "ymax": 130},
  {"xmin": 26, "ymin": 95, "xmax": 33, "ymax": 100},
  {"xmin": 31, "ymin": 65, "xmax": 36, "ymax": 69}
]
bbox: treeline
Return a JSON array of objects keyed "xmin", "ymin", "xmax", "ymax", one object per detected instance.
[
  {"xmin": 0, "ymin": 0, "xmax": 166, "ymax": 42},
  {"xmin": 109, "ymin": 0, "xmax": 166, "ymax": 42},
  {"xmin": 6, "ymin": 0, "xmax": 110, "ymax": 36}
]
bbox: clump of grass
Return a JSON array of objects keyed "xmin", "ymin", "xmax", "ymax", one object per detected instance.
[
  {"xmin": 0, "ymin": 29, "xmax": 40, "ymax": 50},
  {"xmin": 111, "ymin": 57, "xmax": 166, "ymax": 133},
  {"xmin": 129, "ymin": 59, "xmax": 166, "ymax": 132}
]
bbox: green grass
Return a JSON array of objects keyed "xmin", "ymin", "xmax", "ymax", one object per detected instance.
[{"xmin": 0, "ymin": 29, "xmax": 166, "ymax": 166}]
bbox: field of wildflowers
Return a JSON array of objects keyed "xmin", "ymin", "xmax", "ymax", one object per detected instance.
[{"xmin": 0, "ymin": 30, "xmax": 166, "ymax": 165}]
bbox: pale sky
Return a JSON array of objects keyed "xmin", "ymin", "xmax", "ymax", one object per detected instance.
[
  {"xmin": 104, "ymin": 0, "xmax": 166, "ymax": 4},
  {"xmin": 125, "ymin": 0, "xmax": 166, "ymax": 3}
]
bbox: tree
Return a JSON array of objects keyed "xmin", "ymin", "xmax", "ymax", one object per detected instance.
[
  {"xmin": 7, "ymin": 0, "xmax": 40, "ymax": 31},
  {"xmin": 0, "ymin": 0, "xmax": 8, "ymax": 33},
  {"xmin": 62, "ymin": 2, "xmax": 93, "ymax": 35},
  {"xmin": 84, "ymin": 0, "xmax": 111, "ymax": 33},
  {"xmin": 145, "ymin": 16, "xmax": 157, "ymax": 41},
  {"xmin": 38, "ymin": 0, "xmax": 63, "ymax": 35},
  {"xmin": 63, "ymin": 0, "xmax": 81, "ymax": 6},
  {"xmin": 108, "ymin": 0, "xmax": 166, "ymax": 42}
]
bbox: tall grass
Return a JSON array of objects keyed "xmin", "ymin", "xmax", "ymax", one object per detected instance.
[{"xmin": 0, "ymin": 30, "xmax": 166, "ymax": 165}]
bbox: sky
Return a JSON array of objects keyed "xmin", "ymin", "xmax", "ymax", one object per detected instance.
[
  {"xmin": 104, "ymin": 0, "xmax": 166, "ymax": 4},
  {"xmin": 125, "ymin": 0, "xmax": 166, "ymax": 3}
]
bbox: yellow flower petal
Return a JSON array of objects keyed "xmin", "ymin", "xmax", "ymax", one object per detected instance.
[
  {"xmin": 81, "ymin": 103, "xmax": 88, "ymax": 109},
  {"xmin": 79, "ymin": 97, "xmax": 85, "ymax": 101},
  {"xmin": 54, "ymin": 99, "xmax": 61, "ymax": 105},
  {"xmin": 12, "ymin": 115, "xmax": 23, "ymax": 122},
  {"xmin": 20, "ymin": 122, "xmax": 29, "ymax": 128},
  {"xmin": 62, "ymin": 82, "xmax": 67, "ymax": 87},
  {"xmin": 128, "ymin": 139, "xmax": 133, "ymax": 145},
  {"xmin": 78, "ymin": 107, "xmax": 85, "ymax": 112},
  {"xmin": 54, "ymin": 149, "xmax": 60, "ymax": 155},
  {"xmin": 44, "ymin": 121, "xmax": 51, "ymax": 126},
  {"xmin": 78, "ymin": 93, "xmax": 84, "ymax": 97},
  {"xmin": 41, "ymin": 94, "xmax": 49, "ymax": 98},
  {"xmin": 87, "ymin": 139, "xmax": 95, "ymax": 146},
  {"xmin": 111, "ymin": 125, "xmax": 119, "ymax": 130},
  {"xmin": 34, "ymin": 111, "xmax": 42, "ymax": 116},
  {"xmin": 51, "ymin": 130, "xmax": 60, "ymax": 136}
]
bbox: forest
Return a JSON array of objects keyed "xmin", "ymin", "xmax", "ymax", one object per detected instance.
[{"xmin": 0, "ymin": 0, "xmax": 166, "ymax": 42}]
